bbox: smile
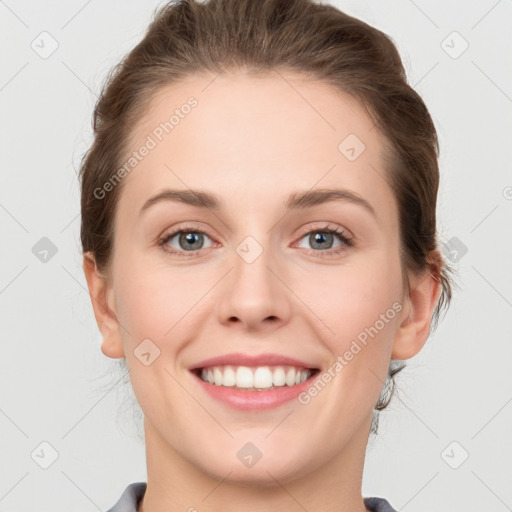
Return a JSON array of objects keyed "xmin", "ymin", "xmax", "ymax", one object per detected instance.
[
  {"xmin": 193, "ymin": 365, "xmax": 319, "ymax": 391},
  {"xmin": 190, "ymin": 365, "xmax": 321, "ymax": 410}
]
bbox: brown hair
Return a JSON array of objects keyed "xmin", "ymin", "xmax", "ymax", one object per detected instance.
[{"xmin": 79, "ymin": 0, "xmax": 455, "ymax": 435}]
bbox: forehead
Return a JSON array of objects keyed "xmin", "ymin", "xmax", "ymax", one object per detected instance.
[{"xmin": 120, "ymin": 70, "xmax": 397, "ymax": 226}]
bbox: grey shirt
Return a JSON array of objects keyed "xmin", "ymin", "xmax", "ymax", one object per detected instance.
[{"xmin": 105, "ymin": 482, "xmax": 398, "ymax": 512}]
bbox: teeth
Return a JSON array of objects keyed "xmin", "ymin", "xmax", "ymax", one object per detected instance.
[
  {"xmin": 197, "ymin": 365, "xmax": 313, "ymax": 390},
  {"xmin": 273, "ymin": 367, "xmax": 286, "ymax": 386},
  {"xmin": 223, "ymin": 366, "xmax": 236, "ymax": 386},
  {"xmin": 236, "ymin": 366, "xmax": 254, "ymax": 388},
  {"xmin": 254, "ymin": 367, "xmax": 273, "ymax": 388},
  {"xmin": 214, "ymin": 367, "xmax": 223, "ymax": 386}
]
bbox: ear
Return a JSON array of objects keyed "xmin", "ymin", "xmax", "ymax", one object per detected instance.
[
  {"xmin": 392, "ymin": 254, "xmax": 442, "ymax": 360},
  {"xmin": 82, "ymin": 252, "xmax": 125, "ymax": 359}
]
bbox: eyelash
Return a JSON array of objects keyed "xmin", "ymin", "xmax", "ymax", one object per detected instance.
[{"xmin": 157, "ymin": 224, "xmax": 354, "ymax": 258}]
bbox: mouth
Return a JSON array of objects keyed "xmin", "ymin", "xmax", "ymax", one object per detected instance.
[
  {"xmin": 188, "ymin": 353, "xmax": 322, "ymax": 409},
  {"xmin": 191, "ymin": 365, "xmax": 321, "ymax": 391}
]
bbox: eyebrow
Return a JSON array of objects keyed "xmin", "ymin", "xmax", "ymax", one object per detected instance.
[{"xmin": 139, "ymin": 187, "xmax": 377, "ymax": 218}]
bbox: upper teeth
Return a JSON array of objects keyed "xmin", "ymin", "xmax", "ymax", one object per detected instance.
[{"xmin": 199, "ymin": 365, "xmax": 311, "ymax": 389}]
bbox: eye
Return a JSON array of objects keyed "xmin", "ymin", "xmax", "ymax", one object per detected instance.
[
  {"xmin": 158, "ymin": 227, "xmax": 215, "ymax": 256},
  {"xmin": 158, "ymin": 223, "xmax": 353, "ymax": 258},
  {"xmin": 295, "ymin": 224, "xmax": 353, "ymax": 256}
]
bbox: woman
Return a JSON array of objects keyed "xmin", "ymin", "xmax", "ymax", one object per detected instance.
[{"xmin": 80, "ymin": 0, "xmax": 454, "ymax": 510}]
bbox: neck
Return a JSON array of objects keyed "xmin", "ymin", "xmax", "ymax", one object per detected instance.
[{"xmin": 138, "ymin": 415, "xmax": 373, "ymax": 512}]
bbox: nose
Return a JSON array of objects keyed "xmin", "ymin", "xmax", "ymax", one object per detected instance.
[{"xmin": 216, "ymin": 237, "xmax": 292, "ymax": 332}]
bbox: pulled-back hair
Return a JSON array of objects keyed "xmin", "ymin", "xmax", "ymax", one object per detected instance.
[{"xmin": 79, "ymin": 0, "xmax": 454, "ymax": 435}]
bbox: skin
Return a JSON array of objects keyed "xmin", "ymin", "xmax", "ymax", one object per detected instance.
[{"xmin": 83, "ymin": 69, "xmax": 441, "ymax": 512}]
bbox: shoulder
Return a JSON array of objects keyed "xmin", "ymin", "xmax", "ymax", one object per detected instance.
[
  {"xmin": 363, "ymin": 496, "xmax": 398, "ymax": 512},
  {"xmin": 104, "ymin": 483, "xmax": 397, "ymax": 512},
  {"xmin": 104, "ymin": 482, "xmax": 147, "ymax": 512}
]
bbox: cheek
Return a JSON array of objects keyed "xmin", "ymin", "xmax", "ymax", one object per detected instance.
[
  {"xmin": 303, "ymin": 257, "xmax": 402, "ymax": 338},
  {"xmin": 112, "ymin": 262, "xmax": 192, "ymax": 417},
  {"xmin": 113, "ymin": 257, "xmax": 179, "ymax": 343},
  {"xmin": 113, "ymin": 256, "xmax": 214, "ymax": 361}
]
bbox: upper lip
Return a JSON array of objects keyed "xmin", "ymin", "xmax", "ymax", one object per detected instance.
[{"xmin": 189, "ymin": 353, "xmax": 320, "ymax": 371}]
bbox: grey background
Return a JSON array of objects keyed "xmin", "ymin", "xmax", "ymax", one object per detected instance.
[{"xmin": 1, "ymin": 0, "xmax": 511, "ymax": 511}]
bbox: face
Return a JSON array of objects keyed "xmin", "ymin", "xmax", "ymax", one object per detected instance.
[{"xmin": 97, "ymin": 70, "xmax": 411, "ymax": 485}]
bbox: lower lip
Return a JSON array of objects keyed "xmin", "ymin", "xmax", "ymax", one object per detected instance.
[{"xmin": 191, "ymin": 371, "xmax": 318, "ymax": 410}]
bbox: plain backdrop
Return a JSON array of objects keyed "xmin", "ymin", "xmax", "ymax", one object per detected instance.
[{"xmin": 1, "ymin": 1, "xmax": 511, "ymax": 511}]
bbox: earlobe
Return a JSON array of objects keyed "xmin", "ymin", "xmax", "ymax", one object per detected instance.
[
  {"xmin": 391, "ymin": 263, "xmax": 442, "ymax": 360},
  {"xmin": 82, "ymin": 252, "xmax": 125, "ymax": 359}
]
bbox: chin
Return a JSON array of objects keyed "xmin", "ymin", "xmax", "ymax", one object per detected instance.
[{"xmin": 195, "ymin": 445, "xmax": 315, "ymax": 488}]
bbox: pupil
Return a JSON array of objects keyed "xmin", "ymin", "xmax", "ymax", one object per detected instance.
[
  {"xmin": 181, "ymin": 232, "xmax": 202, "ymax": 250},
  {"xmin": 311, "ymin": 232, "xmax": 332, "ymax": 249}
]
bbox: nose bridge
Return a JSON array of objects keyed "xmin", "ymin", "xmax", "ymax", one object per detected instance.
[
  {"xmin": 231, "ymin": 209, "xmax": 278, "ymax": 277},
  {"xmin": 233, "ymin": 230, "xmax": 280, "ymax": 301}
]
